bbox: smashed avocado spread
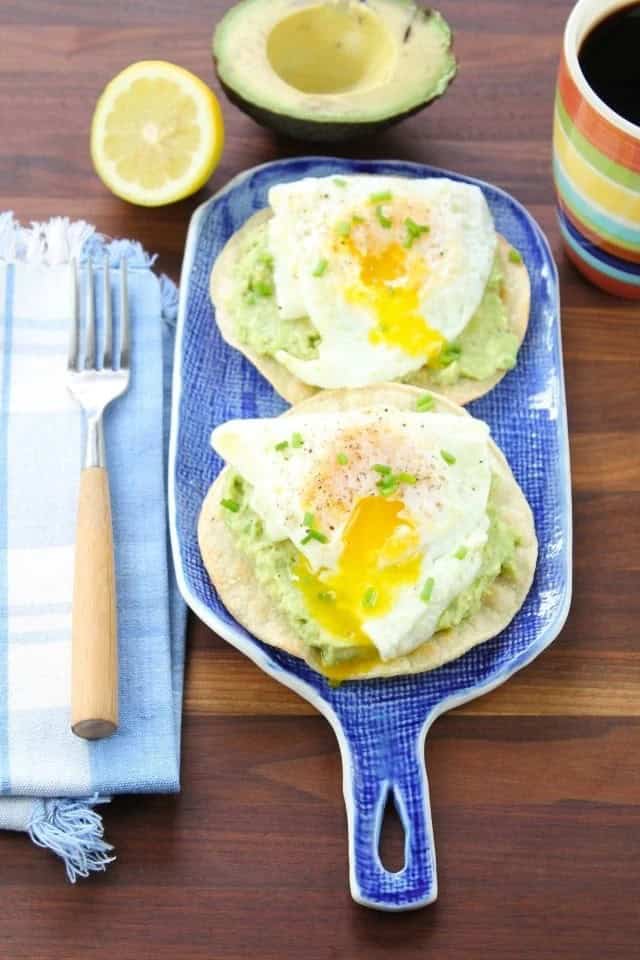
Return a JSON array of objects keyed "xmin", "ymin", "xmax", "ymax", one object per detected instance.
[
  {"xmin": 226, "ymin": 219, "xmax": 519, "ymax": 386},
  {"xmin": 407, "ymin": 255, "xmax": 518, "ymax": 387},
  {"xmin": 229, "ymin": 220, "xmax": 320, "ymax": 361},
  {"xmin": 219, "ymin": 472, "xmax": 519, "ymax": 680}
]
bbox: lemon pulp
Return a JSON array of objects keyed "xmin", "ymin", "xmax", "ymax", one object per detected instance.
[{"xmin": 91, "ymin": 60, "xmax": 224, "ymax": 207}]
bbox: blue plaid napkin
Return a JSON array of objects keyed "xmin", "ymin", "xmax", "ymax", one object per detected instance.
[{"xmin": 0, "ymin": 213, "xmax": 186, "ymax": 879}]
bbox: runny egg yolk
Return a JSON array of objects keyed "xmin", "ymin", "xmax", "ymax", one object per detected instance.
[
  {"xmin": 344, "ymin": 234, "xmax": 445, "ymax": 360},
  {"xmin": 292, "ymin": 495, "xmax": 423, "ymax": 650}
]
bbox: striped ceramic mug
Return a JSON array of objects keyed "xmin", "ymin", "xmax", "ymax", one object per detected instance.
[{"xmin": 553, "ymin": 0, "xmax": 640, "ymax": 298}]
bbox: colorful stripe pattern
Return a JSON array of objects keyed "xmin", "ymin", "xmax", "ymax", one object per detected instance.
[{"xmin": 553, "ymin": 51, "xmax": 640, "ymax": 298}]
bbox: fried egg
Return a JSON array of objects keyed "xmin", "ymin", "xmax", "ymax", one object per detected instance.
[
  {"xmin": 211, "ymin": 409, "xmax": 492, "ymax": 661},
  {"xmin": 266, "ymin": 175, "xmax": 497, "ymax": 388}
]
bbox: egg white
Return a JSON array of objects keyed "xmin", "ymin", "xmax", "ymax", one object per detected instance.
[
  {"xmin": 266, "ymin": 175, "xmax": 497, "ymax": 389},
  {"xmin": 211, "ymin": 409, "xmax": 492, "ymax": 660}
]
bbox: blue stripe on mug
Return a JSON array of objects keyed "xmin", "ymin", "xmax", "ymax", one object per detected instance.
[{"xmin": 557, "ymin": 206, "xmax": 640, "ymax": 277}]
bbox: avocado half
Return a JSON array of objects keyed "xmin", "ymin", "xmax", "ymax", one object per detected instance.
[{"xmin": 212, "ymin": 0, "xmax": 457, "ymax": 142}]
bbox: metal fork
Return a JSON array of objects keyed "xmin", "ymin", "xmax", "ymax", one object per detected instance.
[{"xmin": 67, "ymin": 257, "xmax": 130, "ymax": 741}]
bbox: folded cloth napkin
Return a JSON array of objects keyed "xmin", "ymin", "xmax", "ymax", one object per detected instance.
[{"xmin": 0, "ymin": 213, "xmax": 186, "ymax": 880}]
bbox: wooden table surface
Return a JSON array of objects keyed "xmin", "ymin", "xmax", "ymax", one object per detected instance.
[{"xmin": 2, "ymin": 0, "xmax": 639, "ymax": 956}]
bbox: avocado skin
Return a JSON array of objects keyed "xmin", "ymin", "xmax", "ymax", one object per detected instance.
[{"xmin": 216, "ymin": 73, "xmax": 455, "ymax": 143}]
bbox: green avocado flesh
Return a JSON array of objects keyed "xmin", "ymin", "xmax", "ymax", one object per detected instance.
[
  {"xmin": 213, "ymin": 0, "xmax": 456, "ymax": 142},
  {"xmin": 231, "ymin": 221, "xmax": 320, "ymax": 361},
  {"xmin": 226, "ymin": 218, "xmax": 519, "ymax": 387},
  {"xmin": 406, "ymin": 255, "xmax": 519, "ymax": 388},
  {"xmin": 220, "ymin": 472, "xmax": 519, "ymax": 674}
]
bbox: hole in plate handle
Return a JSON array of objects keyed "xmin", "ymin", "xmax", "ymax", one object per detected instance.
[{"xmin": 378, "ymin": 787, "xmax": 406, "ymax": 874}]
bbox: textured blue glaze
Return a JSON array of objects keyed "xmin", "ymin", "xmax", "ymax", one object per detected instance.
[{"xmin": 169, "ymin": 158, "xmax": 572, "ymax": 910}]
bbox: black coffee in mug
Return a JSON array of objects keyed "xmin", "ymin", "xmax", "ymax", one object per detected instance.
[{"xmin": 578, "ymin": 1, "xmax": 640, "ymax": 126}]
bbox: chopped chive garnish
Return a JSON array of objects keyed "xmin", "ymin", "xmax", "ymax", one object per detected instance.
[
  {"xmin": 374, "ymin": 464, "xmax": 417, "ymax": 493},
  {"xmin": 374, "ymin": 463, "xmax": 419, "ymax": 497},
  {"xmin": 375, "ymin": 205, "xmax": 392, "ymax": 229},
  {"xmin": 455, "ymin": 546, "xmax": 468, "ymax": 559},
  {"xmin": 439, "ymin": 343, "xmax": 461, "ymax": 367},
  {"xmin": 508, "ymin": 248, "xmax": 523, "ymax": 264},
  {"xmin": 337, "ymin": 452, "xmax": 348, "ymax": 465},
  {"xmin": 254, "ymin": 279, "xmax": 274, "ymax": 297},
  {"xmin": 370, "ymin": 190, "xmax": 392, "ymax": 203},
  {"xmin": 336, "ymin": 220, "xmax": 351, "ymax": 238},
  {"xmin": 318, "ymin": 590, "xmax": 336, "ymax": 602},
  {"xmin": 244, "ymin": 292, "xmax": 256, "ymax": 305},
  {"xmin": 333, "ymin": 177, "xmax": 347, "ymax": 187},
  {"xmin": 441, "ymin": 449, "xmax": 456, "ymax": 465},
  {"xmin": 302, "ymin": 512, "xmax": 328, "ymax": 544},
  {"xmin": 221, "ymin": 498, "xmax": 240, "ymax": 513},
  {"xmin": 351, "ymin": 214, "xmax": 365, "ymax": 224},
  {"xmin": 302, "ymin": 528, "xmax": 329, "ymax": 545},
  {"xmin": 420, "ymin": 577, "xmax": 435, "ymax": 603},
  {"xmin": 275, "ymin": 440, "xmax": 289, "ymax": 452},
  {"xmin": 403, "ymin": 217, "xmax": 430, "ymax": 248},
  {"xmin": 291, "ymin": 431, "xmax": 304, "ymax": 448},
  {"xmin": 362, "ymin": 587, "xmax": 378, "ymax": 608},
  {"xmin": 259, "ymin": 252, "xmax": 274, "ymax": 267},
  {"xmin": 312, "ymin": 258, "xmax": 328, "ymax": 277},
  {"xmin": 377, "ymin": 479, "xmax": 399, "ymax": 497},
  {"xmin": 416, "ymin": 393, "xmax": 435, "ymax": 412}
]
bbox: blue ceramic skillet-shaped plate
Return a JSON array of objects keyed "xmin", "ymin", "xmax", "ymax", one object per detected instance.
[{"xmin": 169, "ymin": 158, "xmax": 572, "ymax": 911}]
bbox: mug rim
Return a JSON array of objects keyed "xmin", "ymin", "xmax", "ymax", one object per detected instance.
[{"xmin": 564, "ymin": 0, "xmax": 640, "ymax": 139}]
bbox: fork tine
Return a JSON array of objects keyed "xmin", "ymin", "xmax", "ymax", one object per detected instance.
[
  {"xmin": 67, "ymin": 258, "xmax": 80, "ymax": 371},
  {"xmin": 103, "ymin": 255, "xmax": 113, "ymax": 369},
  {"xmin": 85, "ymin": 259, "xmax": 96, "ymax": 369},
  {"xmin": 119, "ymin": 258, "xmax": 129, "ymax": 370}
]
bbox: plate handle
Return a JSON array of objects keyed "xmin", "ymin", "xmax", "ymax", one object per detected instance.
[{"xmin": 340, "ymin": 720, "xmax": 437, "ymax": 910}]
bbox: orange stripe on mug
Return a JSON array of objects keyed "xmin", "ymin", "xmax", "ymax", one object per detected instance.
[
  {"xmin": 558, "ymin": 54, "xmax": 640, "ymax": 174},
  {"xmin": 564, "ymin": 241, "xmax": 640, "ymax": 297}
]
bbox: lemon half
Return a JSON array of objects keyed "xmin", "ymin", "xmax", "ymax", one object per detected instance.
[{"xmin": 91, "ymin": 61, "xmax": 224, "ymax": 207}]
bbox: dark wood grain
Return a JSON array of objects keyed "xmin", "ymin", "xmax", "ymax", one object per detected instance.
[{"xmin": 1, "ymin": 0, "xmax": 639, "ymax": 956}]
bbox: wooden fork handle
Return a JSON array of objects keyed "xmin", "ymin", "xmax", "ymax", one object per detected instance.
[{"xmin": 71, "ymin": 467, "xmax": 119, "ymax": 740}]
